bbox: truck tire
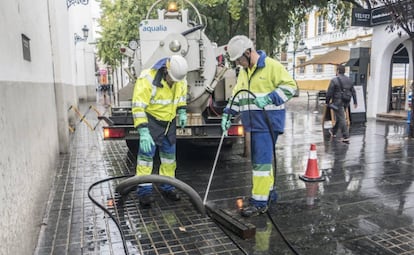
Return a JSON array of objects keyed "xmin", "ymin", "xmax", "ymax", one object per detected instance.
[{"xmin": 126, "ymin": 140, "xmax": 138, "ymax": 156}]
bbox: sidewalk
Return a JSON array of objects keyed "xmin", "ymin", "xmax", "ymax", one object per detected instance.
[{"xmin": 34, "ymin": 95, "xmax": 414, "ymax": 255}]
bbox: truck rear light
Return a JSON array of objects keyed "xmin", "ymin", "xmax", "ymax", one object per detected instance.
[
  {"xmin": 228, "ymin": 126, "xmax": 244, "ymax": 136},
  {"xmin": 103, "ymin": 127, "xmax": 125, "ymax": 139}
]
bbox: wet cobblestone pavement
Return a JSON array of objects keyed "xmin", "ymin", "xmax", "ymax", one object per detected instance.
[{"xmin": 34, "ymin": 96, "xmax": 414, "ymax": 255}]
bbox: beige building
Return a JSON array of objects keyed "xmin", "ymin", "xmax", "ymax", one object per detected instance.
[
  {"xmin": 284, "ymin": 6, "xmax": 411, "ymax": 117},
  {"xmin": 284, "ymin": 9, "xmax": 373, "ymax": 91}
]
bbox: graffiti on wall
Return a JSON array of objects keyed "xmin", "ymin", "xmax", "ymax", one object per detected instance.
[{"xmin": 67, "ymin": 0, "xmax": 89, "ymax": 9}]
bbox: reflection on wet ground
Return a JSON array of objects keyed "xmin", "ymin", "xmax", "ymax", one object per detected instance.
[{"xmin": 35, "ymin": 100, "xmax": 414, "ymax": 255}]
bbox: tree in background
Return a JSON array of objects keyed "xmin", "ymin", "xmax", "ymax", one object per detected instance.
[
  {"xmin": 370, "ymin": 0, "xmax": 414, "ymax": 137},
  {"xmin": 96, "ymin": 0, "xmax": 363, "ymax": 65},
  {"xmin": 96, "ymin": 0, "xmax": 151, "ymax": 67}
]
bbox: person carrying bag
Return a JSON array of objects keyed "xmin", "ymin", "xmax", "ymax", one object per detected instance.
[{"xmin": 325, "ymin": 65, "xmax": 357, "ymax": 143}]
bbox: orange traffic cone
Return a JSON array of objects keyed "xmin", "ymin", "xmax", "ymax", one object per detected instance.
[{"xmin": 299, "ymin": 144, "xmax": 325, "ymax": 182}]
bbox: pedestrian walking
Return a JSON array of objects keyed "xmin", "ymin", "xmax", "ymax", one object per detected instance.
[
  {"xmin": 221, "ymin": 35, "xmax": 297, "ymax": 217},
  {"xmin": 325, "ymin": 65, "xmax": 357, "ymax": 143},
  {"xmin": 131, "ymin": 55, "xmax": 188, "ymax": 207}
]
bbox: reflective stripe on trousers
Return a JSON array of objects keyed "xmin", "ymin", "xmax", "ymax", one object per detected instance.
[
  {"xmin": 251, "ymin": 131, "xmax": 278, "ymax": 202},
  {"xmin": 136, "ymin": 136, "xmax": 176, "ymax": 189}
]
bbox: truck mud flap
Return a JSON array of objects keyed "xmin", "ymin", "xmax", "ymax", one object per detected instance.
[
  {"xmin": 97, "ymin": 116, "xmax": 114, "ymax": 125},
  {"xmin": 116, "ymin": 175, "xmax": 205, "ymax": 215}
]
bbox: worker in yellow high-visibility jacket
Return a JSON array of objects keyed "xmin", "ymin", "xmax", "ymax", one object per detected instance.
[
  {"xmin": 132, "ymin": 55, "xmax": 188, "ymax": 207},
  {"xmin": 222, "ymin": 35, "xmax": 297, "ymax": 217}
]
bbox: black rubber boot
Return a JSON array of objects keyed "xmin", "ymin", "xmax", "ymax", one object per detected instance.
[
  {"xmin": 139, "ymin": 194, "xmax": 154, "ymax": 207},
  {"xmin": 161, "ymin": 189, "xmax": 181, "ymax": 201},
  {"xmin": 240, "ymin": 205, "xmax": 268, "ymax": 217}
]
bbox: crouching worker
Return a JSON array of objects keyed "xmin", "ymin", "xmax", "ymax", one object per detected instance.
[
  {"xmin": 132, "ymin": 55, "xmax": 189, "ymax": 207},
  {"xmin": 222, "ymin": 35, "xmax": 297, "ymax": 217}
]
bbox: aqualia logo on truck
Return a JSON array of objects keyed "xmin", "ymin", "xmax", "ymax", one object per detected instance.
[{"xmin": 140, "ymin": 21, "xmax": 167, "ymax": 32}]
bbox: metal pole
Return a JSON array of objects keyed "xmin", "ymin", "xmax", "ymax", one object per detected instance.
[
  {"xmin": 203, "ymin": 132, "xmax": 226, "ymax": 205},
  {"xmin": 120, "ymin": 55, "xmax": 124, "ymax": 88},
  {"xmin": 293, "ymin": 49, "xmax": 296, "ymax": 80},
  {"xmin": 292, "ymin": 40, "xmax": 299, "ymax": 80}
]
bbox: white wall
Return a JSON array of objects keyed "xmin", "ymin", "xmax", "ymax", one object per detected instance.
[
  {"xmin": 0, "ymin": 0, "xmax": 78, "ymax": 254},
  {"xmin": 367, "ymin": 25, "xmax": 412, "ymax": 118},
  {"xmin": 0, "ymin": 82, "xmax": 58, "ymax": 255},
  {"xmin": 69, "ymin": 3, "xmax": 97, "ymax": 101}
]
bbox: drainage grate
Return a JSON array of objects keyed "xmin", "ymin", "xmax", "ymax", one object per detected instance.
[
  {"xmin": 368, "ymin": 227, "xmax": 414, "ymax": 254},
  {"xmin": 83, "ymin": 190, "xmax": 244, "ymax": 255}
]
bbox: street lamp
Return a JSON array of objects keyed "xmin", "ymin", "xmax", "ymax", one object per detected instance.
[
  {"xmin": 74, "ymin": 25, "xmax": 89, "ymax": 45},
  {"xmin": 288, "ymin": 39, "xmax": 308, "ymax": 80},
  {"xmin": 303, "ymin": 46, "xmax": 311, "ymax": 57},
  {"xmin": 292, "ymin": 40, "xmax": 299, "ymax": 80},
  {"xmin": 74, "ymin": 25, "xmax": 90, "ymax": 88}
]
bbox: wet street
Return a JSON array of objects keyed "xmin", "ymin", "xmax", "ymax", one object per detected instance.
[{"xmin": 34, "ymin": 96, "xmax": 414, "ymax": 255}]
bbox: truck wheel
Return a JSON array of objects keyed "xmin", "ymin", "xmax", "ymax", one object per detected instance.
[
  {"xmin": 126, "ymin": 140, "xmax": 138, "ymax": 157},
  {"xmin": 222, "ymin": 141, "xmax": 245, "ymax": 157}
]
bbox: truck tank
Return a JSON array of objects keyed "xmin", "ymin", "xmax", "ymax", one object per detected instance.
[{"xmin": 100, "ymin": 0, "xmax": 244, "ymax": 155}]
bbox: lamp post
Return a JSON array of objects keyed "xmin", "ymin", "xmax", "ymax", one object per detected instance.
[
  {"xmin": 291, "ymin": 40, "xmax": 307, "ymax": 80},
  {"xmin": 292, "ymin": 40, "xmax": 299, "ymax": 80},
  {"xmin": 74, "ymin": 25, "xmax": 89, "ymax": 45},
  {"xmin": 74, "ymin": 25, "xmax": 89, "ymax": 87}
]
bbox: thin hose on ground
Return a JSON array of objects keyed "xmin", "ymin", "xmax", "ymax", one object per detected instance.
[
  {"xmin": 226, "ymin": 89, "xmax": 301, "ymax": 255},
  {"xmin": 88, "ymin": 175, "xmax": 133, "ymax": 255},
  {"xmin": 267, "ymin": 210, "xmax": 301, "ymax": 255}
]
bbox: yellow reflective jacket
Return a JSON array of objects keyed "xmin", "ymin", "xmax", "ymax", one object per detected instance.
[
  {"xmin": 132, "ymin": 68, "xmax": 187, "ymax": 128},
  {"xmin": 225, "ymin": 50, "xmax": 297, "ymax": 132}
]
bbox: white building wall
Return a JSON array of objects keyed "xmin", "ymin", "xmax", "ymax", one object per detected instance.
[
  {"xmin": 367, "ymin": 26, "xmax": 412, "ymax": 118},
  {"xmin": 68, "ymin": 2, "xmax": 97, "ymax": 101},
  {"xmin": 0, "ymin": 0, "xmax": 80, "ymax": 254}
]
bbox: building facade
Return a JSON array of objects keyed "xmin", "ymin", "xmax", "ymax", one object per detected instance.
[
  {"xmin": 285, "ymin": 6, "xmax": 411, "ymax": 117},
  {"xmin": 0, "ymin": 1, "xmax": 98, "ymax": 254},
  {"xmin": 285, "ymin": 8, "xmax": 373, "ymax": 91}
]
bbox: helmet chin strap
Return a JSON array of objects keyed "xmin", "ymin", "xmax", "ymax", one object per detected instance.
[
  {"xmin": 163, "ymin": 69, "xmax": 174, "ymax": 87},
  {"xmin": 243, "ymin": 49, "xmax": 252, "ymax": 67}
]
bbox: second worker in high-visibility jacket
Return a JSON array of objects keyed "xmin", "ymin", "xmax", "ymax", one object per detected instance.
[
  {"xmin": 132, "ymin": 55, "xmax": 188, "ymax": 207},
  {"xmin": 222, "ymin": 35, "xmax": 297, "ymax": 217}
]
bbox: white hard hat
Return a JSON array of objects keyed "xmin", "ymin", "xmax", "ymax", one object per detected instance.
[
  {"xmin": 227, "ymin": 35, "xmax": 253, "ymax": 61},
  {"xmin": 167, "ymin": 55, "xmax": 188, "ymax": 82}
]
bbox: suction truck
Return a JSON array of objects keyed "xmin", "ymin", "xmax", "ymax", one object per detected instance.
[{"xmin": 99, "ymin": 0, "xmax": 245, "ymax": 155}]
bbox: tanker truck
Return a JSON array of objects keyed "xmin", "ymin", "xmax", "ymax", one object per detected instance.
[{"xmin": 99, "ymin": 0, "xmax": 245, "ymax": 155}]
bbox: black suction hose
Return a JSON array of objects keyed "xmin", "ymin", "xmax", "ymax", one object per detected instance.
[
  {"xmin": 88, "ymin": 174, "xmax": 251, "ymax": 255},
  {"xmin": 227, "ymin": 89, "xmax": 301, "ymax": 255},
  {"xmin": 87, "ymin": 89, "xmax": 301, "ymax": 255}
]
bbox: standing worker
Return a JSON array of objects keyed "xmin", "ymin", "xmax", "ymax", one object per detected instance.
[
  {"xmin": 132, "ymin": 55, "xmax": 189, "ymax": 207},
  {"xmin": 221, "ymin": 35, "xmax": 297, "ymax": 217},
  {"xmin": 325, "ymin": 65, "xmax": 357, "ymax": 143}
]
